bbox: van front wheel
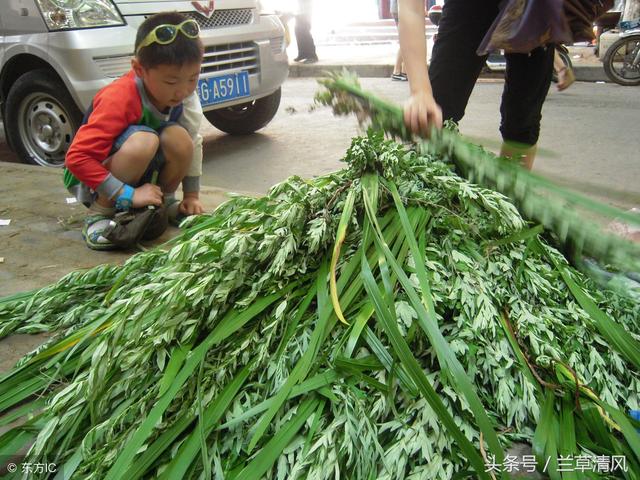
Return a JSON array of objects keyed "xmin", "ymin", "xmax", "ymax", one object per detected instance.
[
  {"xmin": 5, "ymin": 69, "xmax": 82, "ymax": 167},
  {"xmin": 203, "ymin": 88, "xmax": 281, "ymax": 135}
]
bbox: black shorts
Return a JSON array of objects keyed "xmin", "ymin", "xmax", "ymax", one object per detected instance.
[{"xmin": 428, "ymin": 0, "xmax": 554, "ymax": 145}]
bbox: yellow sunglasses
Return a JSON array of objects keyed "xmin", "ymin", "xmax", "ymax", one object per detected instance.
[{"xmin": 136, "ymin": 19, "xmax": 200, "ymax": 54}]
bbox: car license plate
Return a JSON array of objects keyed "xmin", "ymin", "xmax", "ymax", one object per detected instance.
[{"xmin": 197, "ymin": 71, "xmax": 250, "ymax": 107}]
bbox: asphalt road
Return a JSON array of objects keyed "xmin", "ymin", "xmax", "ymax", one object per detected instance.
[{"xmin": 199, "ymin": 78, "xmax": 640, "ymax": 208}]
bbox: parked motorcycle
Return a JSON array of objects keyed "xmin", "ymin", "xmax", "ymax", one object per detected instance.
[
  {"xmin": 603, "ymin": 21, "xmax": 640, "ymax": 86},
  {"xmin": 594, "ymin": 10, "xmax": 622, "ymax": 57}
]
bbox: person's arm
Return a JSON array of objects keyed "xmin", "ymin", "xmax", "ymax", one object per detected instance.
[
  {"xmin": 177, "ymin": 92, "xmax": 204, "ymax": 215},
  {"xmin": 178, "ymin": 92, "xmax": 203, "ymax": 193},
  {"xmin": 398, "ymin": 0, "xmax": 442, "ymax": 136}
]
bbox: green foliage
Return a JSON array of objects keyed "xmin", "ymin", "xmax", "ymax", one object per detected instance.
[
  {"xmin": 316, "ymin": 70, "xmax": 640, "ymax": 277},
  {"xmin": 0, "ymin": 132, "xmax": 638, "ymax": 479}
]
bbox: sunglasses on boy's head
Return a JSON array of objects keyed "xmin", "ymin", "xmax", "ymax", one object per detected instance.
[{"xmin": 136, "ymin": 19, "xmax": 200, "ymax": 54}]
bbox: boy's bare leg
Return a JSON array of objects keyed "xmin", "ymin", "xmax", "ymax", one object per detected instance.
[
  {"xmin": 83, "ymin": 131, "xmax": 160, "ymax": 249},
  {"xmin": 158, "ymin": 125, "xmax": 193, "ymax": 194},
  {"xmin": 96, "ymin": 131, "xmax": 160, "ymax": 207},
  {"xmin": 500, "ymin": 141, "xmax": 536, "ymax": 171}
]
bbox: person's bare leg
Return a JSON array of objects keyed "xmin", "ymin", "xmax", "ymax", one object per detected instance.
[
  {"xmin": 394, "ymin": 48, "xmax": 403, "ymax": 75},
  {"xmin": 158, "ymin": 125, "xmax": 193, "ymax": 194},
  {"xmin": 500, "ymin": 141, "xmax": 536, "ymax": 170},
  {"xmin": 553, "ymin": 49, "xmax": 564, "ymax": 72},
  {"xmin": 96, "ymin": 131, "xmax": 159, "ymax": 207},
  {"xmin": 554, "ymin": 49, "xmax": 574, "ymax": 91},
  {"xmin": 84, "ymin": 131, "xmax": 159, "ymax": 250}
]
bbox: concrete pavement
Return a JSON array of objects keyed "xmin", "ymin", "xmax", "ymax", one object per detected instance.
[
  {"xmin": 199, "ymin": 78, "xmax": 640, "ymax": 206},
  {"xmin": 0, "ymin": 162, "xmax": 236, "ymax": 296},
  {"xmin": 288, "ymin": 41, "xmax": 609, "ymax": 82},
  {"xmin": 0, "ymin": 65, "xmax": 636, "ymax": 299}
]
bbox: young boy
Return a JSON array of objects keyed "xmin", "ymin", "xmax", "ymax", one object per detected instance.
[{"xmin": 64, "ymin": 11, "xmax": 205, "ymax": 250}]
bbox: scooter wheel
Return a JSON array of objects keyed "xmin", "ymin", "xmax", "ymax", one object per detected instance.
[{"xmin": 603, "ymin": 34, "xmax": 640, "ymax": 86}]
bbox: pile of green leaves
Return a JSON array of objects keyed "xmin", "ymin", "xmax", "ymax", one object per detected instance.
[
  {"xmin": 316, "ymin": 71, "xmax": 640, "ymax": 278},
  {"xmin": 0, "ymin": 131, "xmax": 639, "ymax": 479}
]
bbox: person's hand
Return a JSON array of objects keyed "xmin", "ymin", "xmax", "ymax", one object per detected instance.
[
  {"xmin": 180, "ymin": 193, "xmax": 204, "ymax": 216},
  {"xmin": 132, "ymin": 183, "xmax": 163, "ymax": 208},
  {"xmin": 403, "ymin": 91, "xmax": 443, "ymax": 137}
]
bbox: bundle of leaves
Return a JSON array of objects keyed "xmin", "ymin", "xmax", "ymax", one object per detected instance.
[
  {"xmin": 316, "ymin": 71, "xmax": 640, "ymax": 278},
  {"xmin": 0, "ymin": 132, "xmax": 639, "ymax": 480}
]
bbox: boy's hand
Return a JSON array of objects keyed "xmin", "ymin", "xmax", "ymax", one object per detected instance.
[
  {"xmin": 132, "ymin": 183, "xmax": 163, "ymax": 208},
  {"xmin": 180, "ymin": 193, "xmax": 204, "ymax": 216}
]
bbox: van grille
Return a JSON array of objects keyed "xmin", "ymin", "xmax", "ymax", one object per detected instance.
[
  {"xmin": 201, "ymin": 41, "xmax": 259, "ymax": 75},
  {"xmin": 269, "ymin": 37, "xmax": 285, "ymax": 55},
  {"xmin": 94, "ymin": 41, "xmax": 259, "ymax": 79},
  {"xmin": 94, "ymin": 56, "xmax": 131, "ymax": 78},
  {"xmin": 184, "ymin": 9, "xmax": 253, "ymax": 30}
]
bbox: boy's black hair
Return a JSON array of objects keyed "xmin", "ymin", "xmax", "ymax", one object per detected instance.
[{"xmin": 135, "ymin": 12, "xmax": 204, "ymax": 69}]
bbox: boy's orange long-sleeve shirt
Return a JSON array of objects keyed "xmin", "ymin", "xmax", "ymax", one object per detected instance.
[{"xmin": 64, "ymin": 70, "xmax": 203, "ymax": 201}]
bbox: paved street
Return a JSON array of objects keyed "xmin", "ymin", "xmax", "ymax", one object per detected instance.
[
  {"xmin": 2, "ymin": 79, "xmax": 636, "ymax": 209},
  {"xmin": 198, "ymin": 77, "xmax": 640, "ymax": 208}
]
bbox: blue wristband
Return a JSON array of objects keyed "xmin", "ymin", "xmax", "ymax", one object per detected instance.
[{"xmin": 115, "ymin": 185, "xmax": 134, "ymax": 211}]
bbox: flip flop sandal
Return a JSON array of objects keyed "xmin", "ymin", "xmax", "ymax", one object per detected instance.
[{"xmin": 82, "ymin": 215, "xmax": 118, "ymax": 251}]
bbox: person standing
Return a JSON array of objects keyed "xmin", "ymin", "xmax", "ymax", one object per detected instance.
[
  {"xmin": 294, "ymin": 0, "xmax": 318, "ymax": 63},
  {"xmin": 390, "ymin": 0, "xmax": 408, "ymax": 81},
  {"xmin": 398, "ymin": 0, "xmax": 556, "ymax": 170}
]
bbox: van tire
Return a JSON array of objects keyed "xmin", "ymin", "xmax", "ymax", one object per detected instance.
[
  {"xmin": 5, "ymin": 69, "xmax": 83, "ymax": 167},
  {"xmin": 203, "ymin": 88, "xmax": 281, "ymax": 135}
]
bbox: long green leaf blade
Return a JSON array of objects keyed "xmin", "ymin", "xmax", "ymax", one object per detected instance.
[
  {"xmin": 235, "ymin": 398, "xmax": 319, "ymax": 480},
  {"xmin": 104, "ymin": 292, "xmax": 284, "ymax": 480}
]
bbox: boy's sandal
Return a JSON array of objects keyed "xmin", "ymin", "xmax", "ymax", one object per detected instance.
[{"xmin": 82, "ymin": 214, "xmax": 118, "ymax": 251}]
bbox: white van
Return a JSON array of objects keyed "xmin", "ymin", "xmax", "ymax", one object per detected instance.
[{"xmin": 0, "ymin": 0, "xmax": 289, "ymax": 167}]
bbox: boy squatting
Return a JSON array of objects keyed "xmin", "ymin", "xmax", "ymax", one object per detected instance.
[{"xmin": 64, "ymin": 11, "xmax": 205, "ymax": 250}]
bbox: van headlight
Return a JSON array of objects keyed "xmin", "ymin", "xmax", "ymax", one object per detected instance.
[{"xmin": 35, "ymin": 0, "xmax": 125, "ymax": 30}]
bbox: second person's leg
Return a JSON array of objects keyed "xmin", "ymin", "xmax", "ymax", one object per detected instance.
[
  {"xmin": 500, "ymin": 45, "xmax": 555, "ymax": 169},
  {"xmin": 294, "ymin": 15, "xmax": 316, "ymax": 61},
  {"xmin": 429, "ymin": 0, "xmax": 500, "ymax": 122}
]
